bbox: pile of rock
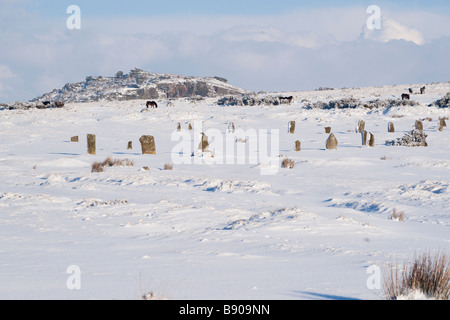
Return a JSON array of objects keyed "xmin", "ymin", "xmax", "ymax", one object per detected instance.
[
  {"xmin": 308, "ymin": 98, "xmax": 419, "ymax": 110},
  {"xmin": 385, "ymin": 130, "xmax": 428, "ymax": 147},
  {"xmin": 0, "ymin": 101, "xmax": 65, "ymax": 110},
  {"xmin": 433, "ymin": 92, "xmax": 450, "ymax": 108},
  {"xmin": 32, "ymin": 69, "xmax": 248, "ymax": 103},
  {"xmin": 218, "ymin": 94, "xmax": 293, "ymax": 106}
]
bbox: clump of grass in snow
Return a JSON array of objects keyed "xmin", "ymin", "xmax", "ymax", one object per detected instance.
[
  {"xmin": 384, "ymin": 251, "xmax": 450, "ymax": 300},
  {"xmin": 281, "ymin": 158, "xmax": 295, "ymax": 169},
  {"xmin": 91, "ymin": 157, "xmax": 135, "ymax": 173},
  {"xmin": 390, "ymin": 209, "xmax": 406, "ymax": 222}
]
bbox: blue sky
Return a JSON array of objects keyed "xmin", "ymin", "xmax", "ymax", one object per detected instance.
[
  {"xmin": 32, "ymin": 0, "xmax": 450, "ymax": 17},
  {"xmin": 0, "ymin": 1, "xmax": 449, "ymax": 102}
]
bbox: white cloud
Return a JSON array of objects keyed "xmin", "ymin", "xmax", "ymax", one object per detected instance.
[
  {"xmin": 0, "ymin": 65, "xmax": 17, "ymax": 79},
  {"xmin": 361, "ymin": 16, "xmax": 425, "ymax": 46},
  {"xmin": 0, "ymin": 4, "xmax": 449, "ymax": 102},
  {"xmin": 215, "ymin": 25, "xmax": 335, "ymax": 49}
]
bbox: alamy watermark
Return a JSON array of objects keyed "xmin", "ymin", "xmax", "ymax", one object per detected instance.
[
  {"xmin": 366, "ymin": 5, "xmax": 381, "ymax": 30},
  {"xmin": 366, "ymin": 265, "xmax": 382, "ymax": 290},
  {"xmin": 66, "ymin": 5, "xmax": 81, "ymax": 30},
  {"xmin": 171, "ymin": 121, "xmax": 280, "ymax": 175},
  {"xmin": 66, "ymin": 265, "xmax": 81, "ymax": 290}
]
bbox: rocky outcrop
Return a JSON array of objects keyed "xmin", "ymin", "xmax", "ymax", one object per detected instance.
[
  {"xmin": 217, "ymin": 93, "xmax": 293, "ymax": 106},
  {"xmin": 308, "ymin": 98, "xmax": 419, "ymax": 110},
  {"xmin": 386, "ymin": 130, "xmax": 428, "ymax": 147},
  {"xmin": 31, "ymin": 69, "xmax": 248, "ymax": 103},
  {"xmin": 0, "ymin": 101, "xmax": 64, "ymax": 110},
  {"xmin": 433, "ymin": 92, "xmax": 450, "ymax": 108}
]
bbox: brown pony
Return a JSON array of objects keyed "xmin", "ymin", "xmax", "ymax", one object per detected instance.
[
  {"xmin": 401, "ymin": 94, "xmax": 410, "ymax": 101},
  {"xmin": 146, "ymin": 101, "xmax": 158, "ymax": 108}
]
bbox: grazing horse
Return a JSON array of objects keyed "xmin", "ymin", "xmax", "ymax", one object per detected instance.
[
  {"xmin": 54, "ymin": 101, "xmax": 65, "ymax": 108},
  {"xmin": 146, "ymin": 101, "xmax": 158, "ymax": 109},
  {"xmin": 420, "ymin": 87, "xmax": 426, "ymax": 95},
  {"xmin": 279, "ymin": 96, "xmax": 294, "ymax": 104},
  {"xmin": 409, "ymin": 88, "xmax": 413, "ymax": 94},
  {"xmin": 402, "ymin": 94, "xmax": 410, "ymax": 101}
]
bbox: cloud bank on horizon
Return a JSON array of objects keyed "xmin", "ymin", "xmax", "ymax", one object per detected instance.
[{"xmin": 0, "ymin": 1, "xmax": 449, "ymax": 102}]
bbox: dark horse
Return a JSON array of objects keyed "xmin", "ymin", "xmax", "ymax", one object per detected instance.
[
  {"xmin": 146, "ymin": 101, "xmax": 158, "ymax": 109},
  {"xmin": 401, "ymin": 94, "xmax": 410, "ymax": 101},
  {"xmin": 420, "ymin": 87, "xmax": 426, "ymax": 95},
  {"xmin": 279, "ymin": 96, "xmax": 294, "ymax": 104}
]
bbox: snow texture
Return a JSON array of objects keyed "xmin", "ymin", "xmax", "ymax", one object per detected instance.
[{"xmin": 0, "ymin": 78, "xmax": 449, "ymax": 300}]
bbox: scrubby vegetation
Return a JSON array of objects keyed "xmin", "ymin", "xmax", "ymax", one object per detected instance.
[
  {"xmin": 384, "ymin": 251, "xmax": 450, "ymax": 300},
  {"xmin": 91, "ymin": 157, "xmax": 135, "ymax": 173}
]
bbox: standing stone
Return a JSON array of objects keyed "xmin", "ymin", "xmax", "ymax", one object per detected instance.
[
  {"xmin": 325, "ymin": 127, "xmax": 331, "ymax": 134},
  {"xmin": 326, "ymin": 133, "xmax": 338, "ymax": 150},
  {"xmin": 87, "ymin": 134, "xmax": 96, "ymax": 155},
  {"xmin": 127, "ymin": 141, "xmax": 133, "ymax": 150},
  {"xmin": 295, "ymin": 140, "xmax": 301, "ymax": 152},
  {"xmin": 139, "ymin": 135, "xmax": 156, "ymax": 155},
  {"xmin": 228, "ymin": 122, "xmax": 235, "ymax": 134},
  {"xmin": 71, "ymin": 136, "xmax": 79, "ymax": 142},
  {"xmin": 361, "ymin": 130, "xmax": 368, "ymax": 146},
  {"xmin": 368, "ymin": 133, "xmax": 375, "ymax": 147},
  {"xmin": 198, "ymin": 133, "xmax": 209, "ymax": 152},
  {"xmin": 388, "ymin": 122, "xmax": 395, "ymax": 133},
  {"xmin": 289, "ymin": 121, "xmax": 296, "ymax": 134},
  {"xmin": 357, "ymin": 120, "xmax": 366, "ymax": 133},
  {"xmin": 415, "ymin": 120, "xmax": 423, "ymax": 131},
  {"xmin": 439, "ymin": 118, "xmax": 447, "ymax": 131},
  {"xmin": 188, "ymin": 123, "xmax": 193, "ymax": 130},
  {"xmin": 177, "ymin": 122, "xmax": 181, "ymax": 132}
]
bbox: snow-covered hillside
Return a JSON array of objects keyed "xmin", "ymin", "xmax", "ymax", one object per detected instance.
[
  {"xmin": 0, "ymin": 80, "xmax": 449, "ymax": 300},
  {"xmin": 31, "ymin": 68, "xmax": 248, "ymax": 103}
]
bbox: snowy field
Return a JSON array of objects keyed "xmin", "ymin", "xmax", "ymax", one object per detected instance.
[{"xmin": 0, "ymin": 82, "xmax": 449, "ymax": 300}]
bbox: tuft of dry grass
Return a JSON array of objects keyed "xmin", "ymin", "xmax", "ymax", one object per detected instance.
[
  {"xmin": 281, "ymin": 158, "xmax": 295, "ymax": 169},
  {"xmin": 91, "ymin": 161, "xmax": 105, "ymax": 173},
  {"xmin": 164, "ymin": 163, "xmax": 173, "ymax": 170},
  {"xmin": 390, "ymin": 209, "xmax": 406, "ymax": 222},
  {"xmin": 91, "ymin": 157, "xmax": 134, "ymax": 173},
  {"xmin": 384, "ymin": 251, "xmax": 450, "ymax": 300}
]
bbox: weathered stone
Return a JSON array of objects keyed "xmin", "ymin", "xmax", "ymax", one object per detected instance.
[
  {"xmin": 357, "ymin": 120, "xmax": 365, "ymax": 133},
  {"xmin": 368, "ymin": 133, "xmax": 375, "ymax": 147},
  {"xmin": 228, "ymin": 122, "xmax": 235, "ymax": 133},
  {"xmin": 326, "ymin": 133, "xmax": 338, "ymax": 150},
  {"xmin": 415, "ymin": 120, "xmax": 423, "ymax": 131},
  {"xmin": 177, "ymin": 123, "xmax": 181, "ymax": 132},
  {"xmin": 127, "ymin": 141, "xmax": 133, "ymax": 150},
  {"xmin": 139, "ymin": 135, "xmax": 156, "ymax": 155},
  {"xmin": 289, "ymin": 121, "xmax": 296, "ymax": 134},
  {"xmin": 361, "ymin": 130, "xmax": 368, "ymax": 146},
  {"xmin": 388, "ymin": 122, "xmax": 395, "ymax": 133},
  {"xmin": 71, "ymin": 136, "xmax": 79, "ymax": 142},
  {"xmin": 198, "ymin": 133, "xmax": 209, "ymax": 152},
  {"xmin": 87, "ymin": 134, "xmax": 96, "ymax": 155},
  {"xmin": 295, "ymin": 140, "xmax": 301, "ymax": 152},
  {"xmin": 188, "ymin": 123, "xmax": 193, "ymax": 130},
  {"xmin": 439, "ymin": 118, "xmax": 447, "ymax": 131},
  {"xmin": 325, "ymin": 127, "xmax": 332, "ymax": 134}
]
